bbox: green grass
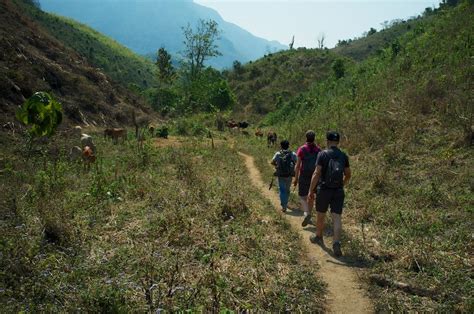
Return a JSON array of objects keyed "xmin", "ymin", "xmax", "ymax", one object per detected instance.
[{"xmin": 0, "ymin": 129, "xmax": 326, "ymax": 311}]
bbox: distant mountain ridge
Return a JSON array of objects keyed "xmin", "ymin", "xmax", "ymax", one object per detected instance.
[{"xmin": 39, "ymin": 0, "xmax": 286, "ymax": 69}]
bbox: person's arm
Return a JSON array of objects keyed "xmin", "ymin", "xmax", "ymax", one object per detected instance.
[
  {"xmin": 343, "ymin": 167, "xmax": 351, "ymax": 186},
  {"xmin": 293, "ymin": 158, "xmax": 301, "ymax": 186},
  {"xmin": 271, "ymin": 152, "xmax": 278, "ymax": 166},
  {"xmin": 307, "ymin": 165, "xmax": 322, "ymax": 203}
]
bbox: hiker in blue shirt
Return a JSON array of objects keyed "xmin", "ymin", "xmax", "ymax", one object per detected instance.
[{"xmin": 271, "ymin": 140, "xmax": 297, "ymax": 212}]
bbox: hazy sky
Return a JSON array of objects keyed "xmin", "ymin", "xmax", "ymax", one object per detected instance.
[{"xmin": 195, "ymin": 0, "xmax": 439, "ymax": 48}]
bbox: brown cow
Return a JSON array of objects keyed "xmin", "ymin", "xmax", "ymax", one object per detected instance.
[
  {"xmin": 104, "ymin": 128, "xmax": 127, "ymax": 144},
  {"xmin": 227, "ymin": 120, "xmax": 238, "ymax": 129},
  {"xmin": 82, "ymin": 146, "xmax": 96, "ymax": 171},
  {"xmin": 255, "ymin": 129, "xmax": 264, "ymax": 138},
  {"xmin": 267, "ymin": 131, "xmax": 277, "ymax": 147}
]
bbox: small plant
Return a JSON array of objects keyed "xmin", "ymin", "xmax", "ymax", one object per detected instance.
[{"xmin": 16, "ymin": 92, "xmax": 62, "ymax": 138}]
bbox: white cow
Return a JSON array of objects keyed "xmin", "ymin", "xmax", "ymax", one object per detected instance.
[{"xmin": 80, "ymin": 134, "xmax": 96, "ymax": 153}]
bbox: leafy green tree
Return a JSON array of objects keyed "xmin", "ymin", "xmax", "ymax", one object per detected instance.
[
  {"xmin": 16, "ymin": 92, "xmax": 62, "ymax": 137},
  {"xmin": 182, "ymin": 19, "xmax": 221, "ymax": 80},
  {"xmin": 368, "ymin": 27, "xmax": 377, "ymax": 36},
  {"xmin": 331, "ymin": 59, "xmax": 345, "ymax": 79},
  {"xmin": 156, "ymin": 47, "xmax": 175, "ymax": 84}
]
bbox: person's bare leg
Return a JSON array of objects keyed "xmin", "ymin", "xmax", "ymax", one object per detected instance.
[
  {"xmin": 316, "ymin": 212, "xmax": 326, "ymax": 238},
  {"xmin": 300, "ymin": 196, "xmax": 309, "ymax": 215},
  {"xmin": 331, "ymin": 213, "xmax": 342, "ymax": 242}
]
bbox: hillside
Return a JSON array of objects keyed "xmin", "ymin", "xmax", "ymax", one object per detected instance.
[
  {"xmin": 226, "ymin": 8, "xmax": 439, "ymax": 117},
  {"xmin": 39, "ymin": 0, "xmax": 286, "ymax": 69},
  {"xmin": 242, "ymin": 1, "xmax": 473, "ymax": 311},
  {"xmin": 226, "ymin": 48, "xmax": 346, "ymax": 115},
  {"xmin": 0, "ymin": 0, "xmax": 151, "ymax": 127},
  {"xmin": 18, "ymin": 0, "xmax": 158, "ymax": 89}
]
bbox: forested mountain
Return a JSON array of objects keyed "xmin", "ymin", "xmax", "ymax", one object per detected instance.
[
  {"xmin": 39, "ymin": 0, "xmax": 286, "ymax": 69},
  {"xmin": 0, "ymin": 0, "xmax": 150, "ymax": 126}
]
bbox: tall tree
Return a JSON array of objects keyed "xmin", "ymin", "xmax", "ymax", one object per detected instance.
[
  {"xmin": 156, "ymin": 47, "xmax": 174, "ymax": 84},
  {"xmin": 182, "ymin": 19, "xmax": 221, "ymax": 80}
]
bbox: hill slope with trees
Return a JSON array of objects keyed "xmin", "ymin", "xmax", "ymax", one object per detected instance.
[
  {"xmin": 0, "ymin": 0, "xmax": 151, "ymax": 127},
  {"xmin": 19, "ymin": 0, "xmax": 158, "ymax": 90},
  {"xmin": 39, "ymin": 0, "xmax": 286, "ymax": 69}
]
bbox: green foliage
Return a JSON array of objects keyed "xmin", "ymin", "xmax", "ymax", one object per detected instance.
[
  {"xmin": 182, "ymin": 19, "xmax": 221, "ymax": 80},
  {"xmin": 145, "ymin": 87, "xmax": 180, "ymax": 116},
  {"xmin": 331, "ymin": 59, "xmax": 345, "ymax": 79},
  {"xmin": 227, "ymin": 49, "xmax": 342, "ymax": 114},
  {"xmin": 16, "ymin": 92, "xmax": 62, "ymax": 137},
  {"xmin": 156, "ymin": 47, "xmax": 175, "ymax": 84}
]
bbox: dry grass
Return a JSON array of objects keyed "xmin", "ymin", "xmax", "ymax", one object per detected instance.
[{"xmin": 0, "ymin": 129, "xmax": 326, "ymax": 311}]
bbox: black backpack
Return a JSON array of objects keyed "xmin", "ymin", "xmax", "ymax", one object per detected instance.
[
  {"xmin": 322, "ymin": 149, "xmax": 345, "ymax": 188},
  {"xmin": 300, "ymin": 146, "xmax": 320, "ymax": 178},
  {"xmin": 275, "ymin": 150, "xmax": 295, "ymax": 177}
]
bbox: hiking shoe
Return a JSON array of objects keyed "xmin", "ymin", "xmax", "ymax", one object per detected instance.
[
  {"xmin": 310, "ymin": 234, "xmax": 324, "ymax": 245},
  {"xmin": 302, "ymin": 214, "xmax": 312, "ymax": 227},
  {"xmin": 333, "ymin": 242, "xmax": 343, "ymax": 257},
  {"xmin": 281, "ymin": 207, "xmax": 287, "ymax": 213}
]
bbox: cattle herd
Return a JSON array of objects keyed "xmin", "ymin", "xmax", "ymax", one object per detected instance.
[
  {"xmin": 226, "ymin": 120, "xmax": 278, "ymax": 147},
  {"xmin": 69, "ymin": 120, "xmax": 277, "ymax": 170}
]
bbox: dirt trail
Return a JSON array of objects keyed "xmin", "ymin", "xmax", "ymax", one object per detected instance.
[{"xmin": 238, "ymin": 152, "xmax": 373, "ymax": 314}]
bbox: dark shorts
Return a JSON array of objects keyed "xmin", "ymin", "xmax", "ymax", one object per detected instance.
[
  {"xmin": 298, "ymin": 176, "xmax": 312, "ymax": 197},
  {"xmin": 316, "ymin": 187, "xmax": 345, "ymax": 215}
]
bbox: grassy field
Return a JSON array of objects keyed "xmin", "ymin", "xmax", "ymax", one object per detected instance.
[{"xmin": 0, "ymin": 130, "xmax": 326, "ymax": 311}]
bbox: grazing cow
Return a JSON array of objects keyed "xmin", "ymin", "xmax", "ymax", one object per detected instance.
[
  {"xmin": 81, "ymin": 134, "xmax": 96, "ymax": 153},
  {"xmin": 157, "ymin": 127, "xmax": 169, "ymax": 139},
  {"xmin": 104, "ymin": 128, "xmax": 127, "ymax": 144},
  {"xmin": 227, "ymin": 120, "xmax": 238, "ymax": 129},
  {"xmin": 149, "ymin": 126, "xmax": 155, "ymax": 137},
  {"xmin": 238, "ymin": 121, "xmax": 249, "ymax": 129},
  {"xmin": 267, "ymin": 131, "xmax": 277, "ymax": 147},
  {"xmin": 255, "ymin": 129, "xmax": 264, "ymax": 138},
  {"xmin": 82, "ymin": 146, "xmax": 96, "ymax": 171},
  {"xmin": 69, "ymin": 146, "xmax": 83, "ymax": 161}
]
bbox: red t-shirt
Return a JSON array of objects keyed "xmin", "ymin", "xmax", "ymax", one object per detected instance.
[{"xmin": 296, "ymin": 142, "xmax": 321, "ymax": 174}]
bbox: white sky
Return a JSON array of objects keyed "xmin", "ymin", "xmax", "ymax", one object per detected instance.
[{"xmin": 195, "ymin": 0, "xmax": 439, "ymax": 48}]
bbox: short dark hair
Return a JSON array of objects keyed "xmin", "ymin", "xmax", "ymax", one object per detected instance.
[
  {"xmin": 280, "ymin": 140, "xmax": 289, "ymax": 150},
  {"xmin": 306, "ymin": 130, "xmax": 316, "ymax": 143},
  {"xmin": 326, "ymin": 131, "xmax": 340, "ymax": 142}
]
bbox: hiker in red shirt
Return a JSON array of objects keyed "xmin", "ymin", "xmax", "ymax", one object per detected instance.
[{"xmin": 293, "ymin": 130, "xmax": 321, "ymax": 227}]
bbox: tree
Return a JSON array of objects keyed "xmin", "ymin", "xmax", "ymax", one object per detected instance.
[
  {"xmin": 317, "ymin": 33, "xmax": 326, "ymax": 49},
  {"xmin": 182, "ymin": 19, "xmax": 221, "ymax": 80},
  {"xmin": 289, "ymin": 35, "xmax": 295, "ymax": 50},
  {"xmin": 232, "ymin": 60, "xmax": 244, "ymax": 75},
  {"xmin": 331, "ymin": 59, "xmax": 345, "ymax": 79},
  {"xmin": 16, "ymin": 92, "xmax": 62, "ymax": 138},
  {"xmin": 368, "ymin": 27, "xmax": 377, "ymax": 36},
  {"xmin": 156, "ymin": 47, "xmax": 174, "ymax": 84}
]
